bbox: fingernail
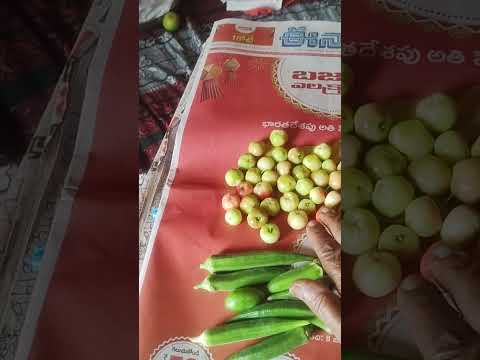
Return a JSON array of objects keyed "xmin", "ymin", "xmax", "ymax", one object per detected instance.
[
  {"xmin": 401, "ymin": 275, "xmax": 425, "ymax": 291},
  {"xmin": 320, "ymin": 206, "xmax": 336, "ymax": 216},
  {"xmin": 432, "ymin": 244, "xmax": 453, "ymax": 259},
  {"xmin": 290, "ymin": 283, "xmax": 304, "ymax": 298}
]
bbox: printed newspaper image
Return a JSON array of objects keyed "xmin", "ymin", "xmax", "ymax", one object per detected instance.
[{"xmin": 140, "ymin": 18, "xmax": 341, "ymax": 360}]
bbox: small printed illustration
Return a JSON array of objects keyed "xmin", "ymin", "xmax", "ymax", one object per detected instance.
[{"xmin": 150, "ymin": 338, "xmax": 213, "ymax": 360}]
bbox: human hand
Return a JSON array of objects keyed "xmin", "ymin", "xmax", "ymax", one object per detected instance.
[
  {"xmin": 290, "ymin": 207, "xmax": 341, "ymax": 341},
  {"xmin": 397, "ymin": 241, "xmax": 480, "ymax": 359}
]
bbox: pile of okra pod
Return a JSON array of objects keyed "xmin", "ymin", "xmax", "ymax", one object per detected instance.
[{"xmin": 193, "ymin": 251, "xmax": 330, "ymax": 360}]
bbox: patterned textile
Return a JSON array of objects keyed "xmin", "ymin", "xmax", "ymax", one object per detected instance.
[
  {"xmin": 0, "ymin": 1, "xmax": 92, "ymax": 161},
  {"xmin": 138, "ymin": 0, "xmax": 341, "ymax": 171}
]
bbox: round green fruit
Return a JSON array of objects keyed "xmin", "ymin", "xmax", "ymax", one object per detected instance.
[
  {"xmin": 260, "ymin": 223, "xmax": 281, "ymax": 244},
  {"xmin": 277, "ymin": 175, "xmax": 297, "ymax": 193},
  {"xmin": 353, "ymin": 251, "xmax": 403, "ymax": 298},
  {"xmin": 280, "ymin": 192, "xmax": 300, "ymax": 212},
  {"xmin": 260, "ymin": 197, "xmax": 281, "ymax": 217},
  {"xmin": 343, "ymin": 208, "xmax": 380, "ymax": 255},
  {"xmin": 298, "ymin": 199, "xmax": 317, "ymax": 214},
  {"xmin": 354, "ymin": 103, "xmax": 394, "ymax": 143},
  {"xmin": 405, "ymin": 196, "xmax": 442, "ymax": 237},
  {"xmin": 287, "ymin": 210, "xmax": 309, "ymax": 230},
  {"xmin": 225, "ymin": 208, "xmax": 243, "ymax": 226},
  {"xmin": 389, "ymin": 119, "xmax": 434, "ymax": 160},
  {"xmin": 271, "ymin": 147, "xmax": 288, "ymax": 162},
  {"xmin": 313, "ymin": 143, "xmax": 332, "ymax": 160},
  {"xmin": 269, "ymin": 130, "xmax": 288, "ymax": 147},
  {"xmin": 162, "ymin": 11, "xmax": 181, "ymax": 32},
  {"xmin": 296, "ymin": 178, "xmax": 315, "ymax": 197},
  {"xmin": 416, "ymin": 92, "xmax": 457, "ymax": 133},
  {"xmin": 372, "ymin": 176, "xmax": 414, "ymax": 218},
  {"xmin": 225, "ymin": 169, "xmax": 244, "ymax": 187},
  {"xmin": 378, "ymin": 224, "xmax": 420, "ymax": 260},
  {"xmin": 441, "ymin": 205, "xmax": 480, "ymax": 249},
  {"xmin": 364, "ymin": 144, "xmax": 407, "ymax": 180},
  {"xmin": 247, "ymin": 208, "xmax": 269, "ymax": 229},
  {"xmin": 451, "ymin": 158, "xmax": 480, "ymax": 204},
  {"xmin": 434, "ymin": 130, "xmax": 469, "ymax": 164},
  {"xmin": 408, "ymin": 154, "xmax": 451, "ymax": 196},
  {"xmin": 292, "ymin": 165, "xmax": 311, "ymax": 180}
]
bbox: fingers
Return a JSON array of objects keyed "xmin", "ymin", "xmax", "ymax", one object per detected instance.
[
  {"xmin": 315, "ymin": 206, "xmax": 341, "ymax": 244},
  {"xmin": 397, "ymin": 274, "xmax": 477, "ymax": 360},
  {"xmin": 290, "ymin": 279, "xmax": 341, "ymax": 341},
  {"xmin": 307, "ymin": 221, "xmax": 341, "ymax": 293},
  {"xmin": 421, "ymin": 242, "xmax": 480, "ymax": 334}
]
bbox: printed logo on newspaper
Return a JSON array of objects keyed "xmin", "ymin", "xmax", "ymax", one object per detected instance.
[
  {"xmin": 280, "ymin": 27, "xmax": 340, "ymax": 49},
  {"xmin": 275, "ymin": 57, "xmax": 341, "ymax": 116},
  {"xmin": 150, "ymin": 338, "xmax": 213, "ymax": 360}
]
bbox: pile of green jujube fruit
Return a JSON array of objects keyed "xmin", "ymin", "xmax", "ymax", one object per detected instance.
[
  {"xmin": 193, "ymin": 251, "xmax": 330, "ymax": 359},
  {"xmin": 342, "ymin": 63, "xmax": 480, "ymax": 299},
  {"xmin": 223, "ymin": 129, "xmax": 341, "ymax": 244}
]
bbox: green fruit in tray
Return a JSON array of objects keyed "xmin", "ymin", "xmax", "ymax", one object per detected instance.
[
  {"xmin": 287, "ymin": 210, "xmax": 309, "ymax": 230},
  {"xmin": 288, "ymin": 148, "xmax": 305, "ymax": 165},
  {"xmin": 277, "ymin": 161, "xmax": 293, "ymax": 176},
  {"xmin": 324, "ymin": 190, "xmax": 341, "ymax": 208},
  {"xmin": 277, "ymin": 175, "xmax": 297, "ymax": 193},
  {"xmin": 343, "ymin": 208, "xmax": 380, "ymax": 255},
  {"xmin": 292, "ymin": 165, "xmax": 311, "ymax": 180},
  {"xmin": 451, "ymin": 157, "xmax": 480, "ymax": 204},
  {"xmin": 270, "ymin": 130, "xmax": 288, "ymax": 147},
  {"xmin": 260, "ymin": 223, "xmax": 281, "ymax": 244},
  {"xmin": 353, "ymin": 251, "xmax": 402, "ymax": 298},
  {"xmin": 280, "ymin": 192, "xmax": 300, "ymax": 212},
  {"xmin": 416, "ymin": 92, "xmax": 457, "ymax": 133},
  {"xmin": 342, "ymin": 168, "xmax": 373, "ymax": 210},
  {"xmin": 225, "ymin": 169, "xmax": 245, "ymax": 187},
  {"xmin": 388, "ymin": 119, "xmax": 434, "ymax": 160},
  {"xmin": 354, "ymin": 103, "xmax": 394, "ymax": 143},
  {"xmin": 313, "ymin": 143, "xmax": 332, "ymax": 160},
  {"xmin": 364, "ymin": 144, "xmax": 407, "ymax": 180},
  {"xmin": 342, "ymin": 104, "xmax": 354, "ymax": 134},
  {"xmin": 378, "ymin": 224, "xmax": 420, "ymax": 260},
  {"xmin": 408, "ymin": 154, "xmax": 451, "ymax": 196},
  {"xmin": 257, "ymin": 156, "xmax": 276, "ymax": 172},
  {"xmin": 405, "ymin": 196, "xmax": 442, "ymax": 238},
  {"xmin": 247, "ymin": 208, "xmax": 269, "ymax": 229},
  {"xmin": 245, "ymin": 168, "xmax": 262, "ymax": 184},
  {"xmin": 311, "ymin": 169, "xmax": 329, "ymax": 187},
  {"xmin": 271, "ymin": 147, "xmax": 288, "ymax": 162},
  {"xmin": 329, "ymin": 170, "xmax": 341, "ymax": 190},
  {"xmin": 342, "ymin": 134, "xmax": 363, "ymax": 168},
  {"xmin": 298, "ymin": 199, "xmax": 317, "ymax": 214},
  {"xmin": 295, "ymin": 178, "xmax": 314, "ymax": 197},
  {"xmin": 248, "ymin": 141, "xmax": 266, "ymax": 157},
  {"xmin": 238, "ymin": 153, "xmax": 257, "ymax": 170},
  {"xmin": 434, "ymin": 130, "xmax": 470, "ymax": 164},
  {"xmin": 261, "ymin": 170, "xmax": 279, "ymax": 184},
  {"xmin": 372, "ymin": 176, "xmax": 414, "ymax": 218},
  {"xmin": 240, "ymin": 194, "xmax": 260, "ymax": 214},
  {"xmin": 303, "ymin": 154, "xmax": 322, "ymax": 171},
  {"xmin": 309, "ymin": 187, "xmax": 326, "ymax": 205},
  {"xmin": 322, "ymin": 159, "xmax": 337, "ymax": 173},
  {"xmin": 441, "ymin": 205, "xmax": 480, "ymax": 249},
  {"xmin": 225, "ymin": 208, "xmax": 243, "ymax": 226},
  {"xmin": 260, "ymin": 198, "xmax": 281, "ymax": 217}
]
